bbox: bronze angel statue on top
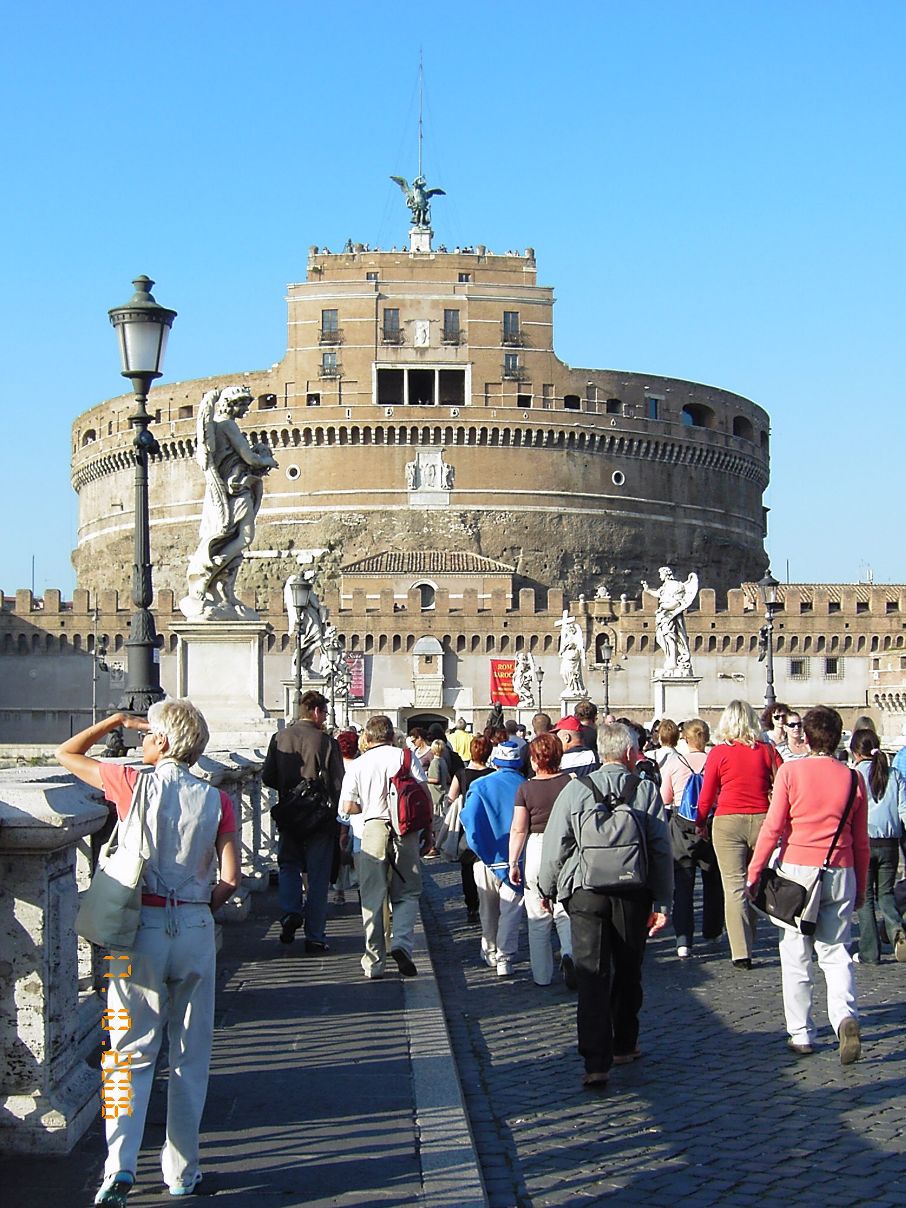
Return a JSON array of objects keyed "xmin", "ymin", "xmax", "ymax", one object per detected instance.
[{"xmin": 390, "ymin": 174, "xmax": 446, "ymax": 228}]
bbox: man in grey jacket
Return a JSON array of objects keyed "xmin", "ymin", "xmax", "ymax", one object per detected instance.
[{"xmin": 539, "ymin": 722, "xmax": 673, "ymax": 1088}]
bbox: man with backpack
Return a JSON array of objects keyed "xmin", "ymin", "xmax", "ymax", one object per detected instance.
[
  {"xmin": 263, "ymin": 689, "xmax": 344, "ymax": 952},
  {"xmin": 340, "ymin": 715, "xmax": 429, "ymax": 980},
  {"xmin": 538, "ymin": 722, "xmax": 673, "ymax": 1089}
]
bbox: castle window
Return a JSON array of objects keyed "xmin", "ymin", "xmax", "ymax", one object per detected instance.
[
  {"xmin": 517, "ymin": 394, "xmax": 532, "ymax": 408},
  {"xmin": 413, "ymin": 583, "xmax": 436, "ymax": 611},
  {"xmin": 306, "ymin": 393, "xmax": 321, "ymax": 406},
  {"xmin": 320, "ymin": 309, "xmax": 340, "ymax": 343},
  {"xmin": 258, "ymin": 393, "xmax": 277, "ymax": 410},
  {"xmin": 733, "ymin": 414, "xmax": 755, "ymax": 441},
  {"xmin": 366, "ymin": 271, "xmax": 379, "ymax": 282},
  {"xmin": 458, "ymin": 272, "xmax": 471, "ymax": 283},
  {"xmin": 681, "ymin": 403, "xmax": 715, "ymax": 428},
  {"xmin": 645, "ymin": 397, "xmax": 660, "ymax": 420},
  {"xmin": 828, "ymin": 601, "xmax": 841, "ymax": 613},
  {"xmin": 320, "ymin": 351, "xmax": 338, "ymax": 377},
  {"xmin": 179, "ymin": 405, "xmax": 193, "ymax": 419},
  {"xmin": 81, "ymin": 429, "xmax": 97, "ymax": 446},
  {"xmin": 564, "ymin": 394, "xmax": 580, "ymax": 411},
  {"xmin": 502, "ymin": 311, "xmax": 521, "ymax": 345},
  {"xmin": 800, "ymin": 601, "xmax": 813, "ymax": 613},
  {"xmin": 824, "ymin": 656, "xmax": 842, "ymax": 678},
  {"xmin": 542, "ymin": 384, "xmax": 554, "ymax": 408},
  {"xmin": 503, "ymin": 353, "xmax": 520, "ymax": 380},
  {"xmin": 606, "ymin": 398, "xmax": 621, "ymax": 415},
  {"xmin": 789, "ymin": 658, "xmax": 809, "ymax": 679},
  {"xmin": 856, "ymin": 601, "xmax": 868, "ymax": 614},
  {"xmin": 442, "ymin": 309, "xmax": 461, "ymax": 343},
  {"xmin": 887, "ymin": 600, "xmax": 899, "ymax": 614},
  {"xmin": 382, "ymin": 308, "xmax": 402, "ymax": 343}
]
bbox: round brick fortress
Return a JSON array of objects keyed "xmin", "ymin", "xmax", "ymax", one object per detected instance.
[{"xmin": 71, "ymin": 245, "xmax": 769, "ymax": 601}]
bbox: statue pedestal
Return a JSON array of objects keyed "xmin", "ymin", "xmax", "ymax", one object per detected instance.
[
  {"xmin": 409, "ymin": 225, "xmax": 433, "ymax": 253},
  {"xmin": 559, "ymin": 691, "xmax": 586, "ymax": 719},
  {"xmin": 281, "ymin": 675, "xmax": 329, "ymax": 722},
  {"xmin": 172, "ymin": 622, "xmax": 271, "ymax": 743},
  {"xmin": 652, "ymin": 675, "xmax": 701, "ymax": 722}
]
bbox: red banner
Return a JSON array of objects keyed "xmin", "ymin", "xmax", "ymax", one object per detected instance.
[
  {"xmin": 345, "ymin": 652, "xmax": 365, "ymax": 705},
  {"xmin": 490, "ymin": 658, "xmax": 519, "ymax": 707}
]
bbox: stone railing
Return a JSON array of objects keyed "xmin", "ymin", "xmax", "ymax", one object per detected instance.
[{"xmin": 0, "ymin": 750, "xmax": 271, "ymax": 1155}]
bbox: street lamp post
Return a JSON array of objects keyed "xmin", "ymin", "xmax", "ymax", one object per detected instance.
[
  {"xmin": 601, "ymin": 633, "xmax": 614, "ymax": 714},
  {"xmin": 536, "ymin": 666, "xmax": 544, "ymax": 713},
  {"xmin": 108, "ymin": 277, "xmax": 176, "ymax": 714},
  {"xmin": 323, "ymin": 631, "xmax": 344, "ymax": 729},
  {"xmin": 758, "ymin": 570, "xmax": 781, "ymax": 709},
  {"xmin": 287, "ymin": 576, "xmax": 313, "ymax": 721}
]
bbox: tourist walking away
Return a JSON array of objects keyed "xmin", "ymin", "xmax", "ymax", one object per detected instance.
[
  {"xmin": 849, "ymin": 728, "xmax": 906, "ymax": 963},
  {"xmin": 340, "ymin": 715, "xmax": 428, "ymax": 979},
  {"xmin": 553, "ymin": 714, "xmax": 598, "ymax": 776},
  {"xmin": 449, "ymin": 717, "xmax": 474, "ymax": 762},
  {"xmin": 661, "ymin": 718, "xmax": 724, "ymax": 957},
  {"xmin": 696, "ymin": 700, "xmax": 780, "ymax": 969},
  {"xmin": 56, "ymin": 702, "xmax": 240, "ymax": 1204},
  {"xmin": 445, "ymin": 734, "xmax": 495, "ymax": 924},
  {"xmin": 747, "ymin": 707, "xmax": 869, "ymax": 1062},
  {"xmin": 263, "ymin": 689, "xmax": 344, "ymax": 951},
  {"xmin": 539, "ymin": 722, "xmax": 672, "ymax": 1089},
  {"xmin": 508, "ymin": 732, "xmax": 576, "ymax": 986},
  {"xmin": 461, "ymin": 738, "xmax": 527, "ymax": 976}
]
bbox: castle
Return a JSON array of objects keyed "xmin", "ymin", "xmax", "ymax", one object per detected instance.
[{"xmin": 2, "ymin": 208, "xmax": 901, "ymax": 745}]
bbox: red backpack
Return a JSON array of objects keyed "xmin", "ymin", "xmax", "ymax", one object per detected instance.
[{"xmin": 390, "ymin": 747, "xmax": 434, "ymax": 836}]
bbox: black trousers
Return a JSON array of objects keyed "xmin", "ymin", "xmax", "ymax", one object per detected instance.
[{"xmin": 567, "ymin": 887, "xmax": 652, "ymax": 1074}]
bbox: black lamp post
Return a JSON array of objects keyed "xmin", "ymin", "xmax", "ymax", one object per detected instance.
[
  {"xmin": 758, "ymin": 570, "xmax": 780, "ymax": 709},
  {"xmin": 323, "ymin": 630, "xmax": 344, "ymax": 730},
  {"xmin": 536, "ymin": 666, "xmax": 544, "ymax": 713},
  {"xmin": 108, "ymin": 276, "xmax": 176, "ymax": 714},
  {"xmin": 287, "ymin": 575, "xmax": 313, "ymax": 721},
  {"xmin": 601, "ymin": 633, "xmax": 614, "ymax": 714}
]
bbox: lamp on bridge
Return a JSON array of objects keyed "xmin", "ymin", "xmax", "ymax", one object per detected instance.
[
  {"xmin": 108, "ymin": 276, "xmax": 177, "ymax": 714},
  {"xmin": 758, "ymin": 570, "xmax": 781, "ymax": 709},
  {"xmin": 287, "ymin": 575, "xmax": 313, "ymax": 721}
]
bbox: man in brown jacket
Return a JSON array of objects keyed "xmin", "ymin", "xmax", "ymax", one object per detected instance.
[{"xmin": 263, "ymin": 690, "xmax": 344, "ymax": 951}]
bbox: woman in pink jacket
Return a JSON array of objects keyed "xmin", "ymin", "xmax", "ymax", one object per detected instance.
[{"xmin": 747, "ymin": 707, "xmax": 869, "ymax": 1063}]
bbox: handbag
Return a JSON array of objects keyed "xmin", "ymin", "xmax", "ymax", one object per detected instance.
[
  {"xmin": 752, "ymin": 770, "xmax": 858, "ymax": 935},
  {"xmin": 435, "ymin": 794, "xmax": 467, "ymax": 860},
  {"xmin": 76, "ymin": 772, "xmax": 152, "ymax": 949},
  {"xmin": 271, "ymin": 734, "xmax": 337, "ymax": 844}
]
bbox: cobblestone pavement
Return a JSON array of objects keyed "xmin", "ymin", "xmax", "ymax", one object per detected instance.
[{"xmin": 421, "ymin": 861, "xmax": 906, "ymax": 1207}]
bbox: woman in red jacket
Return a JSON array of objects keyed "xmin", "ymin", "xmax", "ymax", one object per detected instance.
[{"xmin": 696, "ymin": 700, "xmax": 780, "ymax": 969}]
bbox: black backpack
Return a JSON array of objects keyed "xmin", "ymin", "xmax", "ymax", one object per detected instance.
[{"xmin": 575, "ymin": 773, "xmax": 648, "ymax": 893}]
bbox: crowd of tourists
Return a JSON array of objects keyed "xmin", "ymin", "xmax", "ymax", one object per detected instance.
[{"xmin": 59, "ymin": 691, "xmax": 906, "ymax": 1204}]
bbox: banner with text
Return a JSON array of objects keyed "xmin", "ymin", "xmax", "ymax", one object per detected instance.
[
  {"xmin": 490, "ymin": 658, "xmax": 519, "ymax": 707},
  {"xmin": 345, "ymin": 653, "xmax": 366, "ymax": 706}
]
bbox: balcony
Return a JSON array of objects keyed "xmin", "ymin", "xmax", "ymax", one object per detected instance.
[
  {"xmin": 501, "ymin": 327, "xmax": 526, "ymax": 347},
  {"xmin": 319, "ymin": 362, "xmax": 342, "ymax": 379},
  {"xmin": 441, "ymin": 328, "xmax": 465, "ymax": 345},
  {"xmin": 318, "ymin": 327, "xmax": 343, "ymax": 345},
  {"xmin": 381, "ymin": 329, "xmax": 404, "ymax": 345},
  {"xmin": 501, "ymin": 363, "xmax": 528, "ymax": 382}
]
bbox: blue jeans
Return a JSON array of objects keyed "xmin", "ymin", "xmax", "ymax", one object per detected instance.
[
  {"xmin": 277, "ymin": 827, "xmax": 335, "ymax": 944},
  {"xmin": 857, "ymin": 838, "xmax": 904, "ymax": 962}
]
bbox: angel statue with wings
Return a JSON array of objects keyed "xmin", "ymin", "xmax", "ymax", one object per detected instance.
[
  {"xmin": 641, "ymin": 566, "xmax": 699, "ymax": 676},
  {"xmin": 390, "ymin": 174, "xmax": 446, "ymax": 228}
]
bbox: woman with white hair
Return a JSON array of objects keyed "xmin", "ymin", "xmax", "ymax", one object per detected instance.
[
  {"xmin": 57, "ymin": 702, "xmax": 240, "ymax": 1205},
  {"xmin": 695, "ymin": 700, "xmax": 780, "ymax": 969}
]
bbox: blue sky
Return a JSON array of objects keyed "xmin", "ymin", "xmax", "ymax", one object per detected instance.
[{"xmin": 1, "ymin": 1, "xmax": 903, "ymax": 596}]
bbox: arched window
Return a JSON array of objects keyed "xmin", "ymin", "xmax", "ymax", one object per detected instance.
[
  {"xmin": 680, "ymin": 404, "xmax": 715, "ymax": 429},
  {"xmin": 733, "ymin": 415, "xmax": 755, "ymax": 441},
  {"xmin": 413, "ymin": 582, "xmax": 436, "ymax": 611}
]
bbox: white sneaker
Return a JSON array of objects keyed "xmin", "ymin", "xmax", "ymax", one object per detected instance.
[
  {"xmin": 677, "ymin": 946, "xmax": 691, "ymax": 959},
  {"xmin": 496, "ymin": 959, "xmax": 513, "ymax": 977},
  {"xmin": 482, "ymin": 949, "xmax": 498, "ymax": 969}
]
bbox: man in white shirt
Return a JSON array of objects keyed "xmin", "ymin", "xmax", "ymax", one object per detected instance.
[{"xmin": 341, "ymin": 714, "xmax": 428, "ymax": 980}]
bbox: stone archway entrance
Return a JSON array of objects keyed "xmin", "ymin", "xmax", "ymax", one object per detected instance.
[{"xmin": 404, "ymin": 711, "xmax": 451, "ymax": 734}]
